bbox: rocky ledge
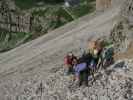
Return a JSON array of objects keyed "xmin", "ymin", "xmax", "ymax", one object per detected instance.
[{"xmin": 0, "ymin": 59, "xmax": 133, "ymax": 100}]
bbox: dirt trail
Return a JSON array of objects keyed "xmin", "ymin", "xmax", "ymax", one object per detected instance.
[{"xmin": 0, "ymin": 7, "xmax": 120, "ymax": 76}]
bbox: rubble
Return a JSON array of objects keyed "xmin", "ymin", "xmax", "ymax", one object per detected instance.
[{"xmin": 0, "ymin": 59, "xmax": 133, "ymax": 100}]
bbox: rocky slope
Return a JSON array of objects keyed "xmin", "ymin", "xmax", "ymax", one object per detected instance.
[
  {"xmin": 0, "ymin": 0, "xmax": 133, "ymax": 100},
  {"xmin": 121, "ymin": 0, "xmax": 133, "ymax": 26},
  {"xmin": 0, "ymin": 0, "xmax": 95, "ymax": 52},
  {"xmin": 96, "ymin": 0, "xmax": 111, "ymax": 11},
  {"xmin": 110, "ymin": 0, "xmax": 133, "ymax": 53},
  {"xmin": 0, "ymin": 0, "xmax": 65, "ymax": 52},
  {"xmin": 0, "ymin": 59, "xmax": 133, "ymax": 100}
]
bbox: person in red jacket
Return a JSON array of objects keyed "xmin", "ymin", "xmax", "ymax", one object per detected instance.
[{"xmin": 64, "ymin": 52, "xmax": 77, "ymax": 75}]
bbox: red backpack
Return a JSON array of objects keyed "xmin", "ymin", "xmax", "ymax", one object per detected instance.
[{"xmin": 64, "ymin": 55, "xmax": 77, "ymax": 65}]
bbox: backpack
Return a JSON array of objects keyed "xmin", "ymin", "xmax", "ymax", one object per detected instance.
[
  {"xmin": 102, "ymin": 46, "xmax": 114, "ymax": 60},
  {"xmin": 64, "ymin": 55, "xmax": 71, "ymax": 65},
  {"xmin": 101, "ymin": 45, "xmax": 114, "ymax": 66},
  {"xmin": 64, "ymin": 54, "xmax": 77, "ymax": 65}
]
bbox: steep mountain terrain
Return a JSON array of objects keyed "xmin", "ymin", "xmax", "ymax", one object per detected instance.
[
  {"xmin": 0, "ymin": 0, "xmax": 95, "ymax": 52},
  {"xmin": 0, "ymin": 0, "xmax": 133, "ymax": 100}
]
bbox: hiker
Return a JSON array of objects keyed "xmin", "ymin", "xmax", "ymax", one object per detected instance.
[
  {"xmin": 64, "ymin": 52, "xmax": 77, "ymax": 75},
  {"xmin": 87, "ymin": 39, "xmax": 103, "ymax": 72},
  {"xmin": 73, "ymin": 58, "xmax": 89, "ymax": 87}
]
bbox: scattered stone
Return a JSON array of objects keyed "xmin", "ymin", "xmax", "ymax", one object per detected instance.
[{"xmin": 0, "ymin": 59, "xmax": 133, "ymax": 100}]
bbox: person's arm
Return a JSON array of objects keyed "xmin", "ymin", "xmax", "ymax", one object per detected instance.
[
  {"xmin": 96, "ymin": 58, "xmax": 102, "ymax": 70},
  {"xmin": 96, "ymin": 51, "xmax": 103, "ymax": 70}
]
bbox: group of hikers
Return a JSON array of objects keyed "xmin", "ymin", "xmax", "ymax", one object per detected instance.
[{"xmin": 64, "ymin": 38, "xmax": 114, "ymax": 87}]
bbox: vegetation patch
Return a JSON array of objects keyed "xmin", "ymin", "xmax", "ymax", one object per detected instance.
[
  {"xmin": 14, "ymin": 0, "xmax": 64, "ymax": 9},
  {"xmin": 31, "ymin": 0, "xmax": 95, "ymax": 35},
  {"xmin": 0, "ymin": 32, "xmax": 32, "ymax": 52},
  {"xmin": 66, "ymin": 3, "xmax": 94, "ymax": 19}
]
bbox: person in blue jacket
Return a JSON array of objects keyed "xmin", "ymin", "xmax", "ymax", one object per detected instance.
[{"xmin": 73, "ymin": 58, "xmax": 89, "ymax": 87}]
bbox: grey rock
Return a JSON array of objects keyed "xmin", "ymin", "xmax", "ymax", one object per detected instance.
[{"xmin": 0, "ymin": 0, "xmax": 32, "ymax": 33}]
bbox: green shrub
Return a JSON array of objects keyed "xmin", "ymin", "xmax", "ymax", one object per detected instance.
[
  {"xmin": 43, "ymin": 0, "xmax": 64, "ymax": 4},
  {"xmin": 0, "ymin": 32, "xmax": 32, "ymax": 52},
  {"xmin": 15, "ymin": 0, "xmax": 37, "ymax": 9},
  {"xmin": 15, "ymin": 0, "xmax": 64, "ymax": 9}
]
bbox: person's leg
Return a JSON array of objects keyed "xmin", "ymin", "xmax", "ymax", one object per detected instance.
[
  {"xmin": 79, "ymin": 70, "xmax": 89, "ymax": 87},
  {"xmin": 69, "ymin": 66, "xmax": 74, "ymax": 74},
  {"xmin": 79, "ymin": 71, "xmax": 84, "ymax": 87},
  {"xmin": 83, "ymin": 70, "xmax": 89, "ymax": 86},
  {"xmin": 64, "ymin": 67, "xmax": 69, "ymax": 75},
  {"xmin": 88, "ymin": 67, "xmax": 95, "ymax": 83},
  {"xmin": 64, "ymin": 65, "xmax": 72, "ymax": 75}
]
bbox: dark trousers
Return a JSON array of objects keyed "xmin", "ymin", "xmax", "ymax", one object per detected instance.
[
  {"xmin": 79, "ymin": 69, "xmax": 89, "ymax": 87},
  {"xmin": 65, "ymin": 66, "xmax": 74, "ymax": 75}
]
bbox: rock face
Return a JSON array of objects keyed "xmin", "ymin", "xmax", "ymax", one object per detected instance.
[
  {"xmin": 0, "ymin": 0, "xmax": 68, "ymax": 35},
  {"xmin": 96, "ymin": 0, "xmax": 112, "ymax": 11},
  {"xmin": 110, "ymin": 20, "xmax": 132, "ymax": 53},
  {"xmin": 109, "ymin": 0, "xmax": 133, "ymax": 53},
  {"xmin": 121, "ymin": 0, "xmax": 133, "ymax": 26},
  {"xmin": 0, "ymin": 0, "xmax": 56, "ymax": 35},
  {"xmin": 96, "ymin": 0, "xmax": 125, "ymax": 11},
  {"xmin": 0, "ymin": 0, "xmax": 32, "ymax": 33}
]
